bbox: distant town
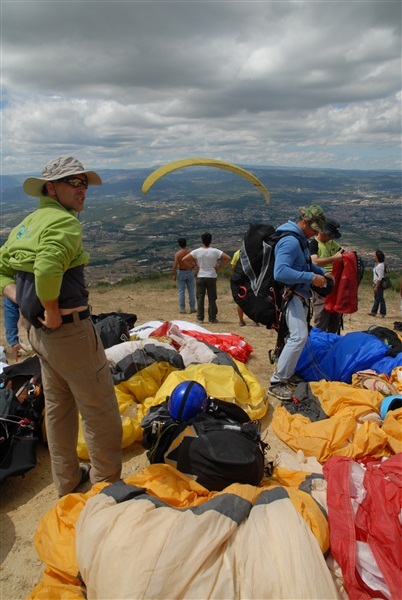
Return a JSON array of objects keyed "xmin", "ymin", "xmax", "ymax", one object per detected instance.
[{"xmin": 1, "ymin": 165, "xmax": 401, "ymax": 285}]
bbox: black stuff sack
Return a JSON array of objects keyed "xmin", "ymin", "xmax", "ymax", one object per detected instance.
[
  {"xmin": 92, "ymin": 313, "xmax": 135, "ymax": 349},
  {"xmin": 94, "ymin": 311, "xmax": 137, "ymax": 330},
  {"xmin": 142, "ymin": 398, "xmax": 267, "ymax": 491}
]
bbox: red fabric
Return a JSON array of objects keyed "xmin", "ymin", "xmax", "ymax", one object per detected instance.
[
  {"xmin": 323, "ymin": 454, "xmax": 402, "ymax": 600},
  {"xmin": 150, "ymin": 322, "xmax": 253, "ymax": 363},
  {"xmin": 325, "ymin": 252, "xmax": 358, "ymax": 314},
  {"xmin": 355, "ymin": 456, "xmax": 402, "ymax": 600},
  {"xmin": 181, "ymin": 330, "xmax": 253, "ymax": 363}
]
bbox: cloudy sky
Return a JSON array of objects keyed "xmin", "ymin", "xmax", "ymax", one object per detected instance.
[{"xmin": 1, "ymin": 0, "xmax": 401, "ymax": 175}]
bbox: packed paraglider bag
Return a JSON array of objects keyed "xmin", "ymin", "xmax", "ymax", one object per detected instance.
[
  {"xmin": 230, "ymin": 223, "xmax": 286, "ymax": 329},
  {"xmin": 142, "ymin": 383, "xmax": 267, "ymax": 491}
]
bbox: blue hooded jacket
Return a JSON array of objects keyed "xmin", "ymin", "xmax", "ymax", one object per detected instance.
[{"xmin": 274, "ymin": 221, "xmax": 325, "ymax": 298}]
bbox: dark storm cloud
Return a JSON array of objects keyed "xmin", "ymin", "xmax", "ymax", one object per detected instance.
[{"xmin": 2, "ymin": 1, "xmax": 401, "ymax": 172}]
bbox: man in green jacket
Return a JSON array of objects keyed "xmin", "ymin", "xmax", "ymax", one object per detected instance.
[{"xmin": 0, "ymin": 156, "xmax": 122, "ymax": 497}]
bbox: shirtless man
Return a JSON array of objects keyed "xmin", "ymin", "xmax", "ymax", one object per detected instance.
[{"xmin": 173, "ymin": 237, "xmax": 196, "ymax": 314}]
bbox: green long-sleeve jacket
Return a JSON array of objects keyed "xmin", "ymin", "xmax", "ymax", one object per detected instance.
[{"xmin": 0, "ymin": 196, "xmax": 89, "ymax": 302}]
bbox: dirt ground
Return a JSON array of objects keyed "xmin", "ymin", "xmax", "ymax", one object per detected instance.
[{"xmin": 0, "ymin": 278, "xmax": 400, "ymax": 600}]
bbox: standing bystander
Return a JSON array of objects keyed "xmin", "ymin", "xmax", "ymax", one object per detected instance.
[
  {"xmin": 172, "ymin": 237, "xmax": 196, "ymax": 314},
  {"xmin": 0, "ymin": 156, "xmax": 122, "ymax": 497},
  {"xmin": 368, "ymin": 250, "xmax": 387, "ymax": 318},
  {"xmin": 182, "ymin": 232, "xmax": 231, "ymax": 324}
]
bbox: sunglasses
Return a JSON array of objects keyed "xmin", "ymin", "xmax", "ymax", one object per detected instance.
[{"xmin": 56, "ymin": 177, "xmax": 88, "ymax": 189}]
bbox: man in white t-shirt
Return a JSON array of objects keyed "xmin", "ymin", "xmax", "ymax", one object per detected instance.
[{"xmin": 182, "ymin": 232, "xmax": 230, "ymax": 323}]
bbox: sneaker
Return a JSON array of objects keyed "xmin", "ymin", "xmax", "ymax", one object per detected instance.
[
  {"xmin": 179, "ymin": 310, "xmax": 186, "ymax": 314},
  {"xmin": 190, "ymin": 309, "xmax": 197, "ymax": 313},
  {"xmin": 368, "ymin": 312, "xmax": 376, "ymax": 317},
  {"xmin": 196, "ymin": 317, "xmax": 204, "ymax": 323},
  {"xmin": 209, "ymin": 319, "xmax": 219, "ymax": 324},
  {"xmin": 253, "ymin": 322, "xmax": 260, "ymax": 327},
  {"xmin": 239, "ymin": 321, "xmax": 246, "ymax": 327},
  {"xmin": 378, "ymin": 314, "xmax": 385, "ymax": 318},
  {"xmin": 268, "ymin": 383, "xmax": 293, "ymax": 400}
]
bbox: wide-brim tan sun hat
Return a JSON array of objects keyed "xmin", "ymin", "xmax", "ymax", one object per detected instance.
[{"xmin": 23, "ymin": 156, "xmax": 102, "ymax": 197}]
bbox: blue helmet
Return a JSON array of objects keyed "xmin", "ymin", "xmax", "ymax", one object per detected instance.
[
  {"xmin": 380, "ymin": 395, "xmax": 402, "ymax": 420},
  {"xmin": 168, "ymin": 380, "xmax": 208, "ymax": 421}
]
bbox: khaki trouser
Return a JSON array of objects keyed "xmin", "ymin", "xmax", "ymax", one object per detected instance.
[
  {"xmin": 29, "ymin": 314, "xmax": 122, "ymax": 496},
  {"xmin": 312, "ymin": 291, "xmax": 342, "ymax": 334}
]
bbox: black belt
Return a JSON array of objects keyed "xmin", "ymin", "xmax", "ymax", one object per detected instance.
[{"xmin": 61, "ymin": 308, "xmax": 91, "ymax": 324}]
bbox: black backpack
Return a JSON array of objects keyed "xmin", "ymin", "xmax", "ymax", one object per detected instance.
[
  {"xmin": 142, "ymin": 398, "xmax": 267, "ymax": 491},
  {"xmin": 0, "ymin": 356, "xmax": 45, "ymax": 483},
  {"xmin": 92, "ymin": 312, "xmax": 137, "ymax": 349},
  {"xmin": 230, "ymin": 223, "xmax": 301, "ymax": 329}
]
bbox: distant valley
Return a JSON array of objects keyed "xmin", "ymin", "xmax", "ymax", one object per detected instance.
[{"xmin": 1, "ymin": 165, "xmax": 401, "ymax": 284}]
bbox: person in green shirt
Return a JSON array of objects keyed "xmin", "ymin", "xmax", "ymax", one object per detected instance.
[
  {"xmin": 309, "ymin": 219, "xmax": 344, "ymax": 334},
  {"xmin": 0, "ymin": 156, "xmax": 122, "ymax": 497}
]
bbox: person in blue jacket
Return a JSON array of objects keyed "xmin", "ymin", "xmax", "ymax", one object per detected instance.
[
  {"xmin": 269, "ymin": 205, "xmax": 328, "ymax": 400},
  {"xmin": 3, "ymin": 296, "xmax": 21, "ymax": 361}
]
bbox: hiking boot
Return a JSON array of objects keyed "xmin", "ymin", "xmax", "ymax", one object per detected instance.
[{"xmin": 268, "ymin": 383, "xmax": 293, "ymax": 400}]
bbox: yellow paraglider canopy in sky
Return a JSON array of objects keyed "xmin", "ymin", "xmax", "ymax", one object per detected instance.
[{"xmin": 141, "ymin": 158, "xmax": 270, "ymax": 203}]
